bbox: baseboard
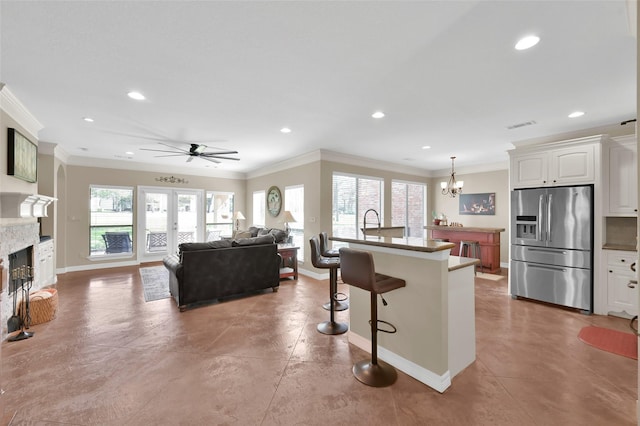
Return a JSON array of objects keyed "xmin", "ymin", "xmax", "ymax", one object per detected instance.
[
  {"xmin": 297, "ymin": 268, "xmax": 329, "ymax": 280},
  {"xmin": 347, "ymin": 331, "xmax": 451, "ymax": 393}
]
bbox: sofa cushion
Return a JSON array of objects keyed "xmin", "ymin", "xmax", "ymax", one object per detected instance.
[
  {"xmin": 232, "ymin": 234, "xmax": 275, "ymax": 246},
  {"xmin": 269, "ymin": 228, "xmax": 288, "ymax": 243},
  {"xmin": 248, "ymin": 226, "xmax": 262, "ymax": 237},
  {"xmin": 179, "ymin": 239, "xmax": 233, "ymax": 253}
]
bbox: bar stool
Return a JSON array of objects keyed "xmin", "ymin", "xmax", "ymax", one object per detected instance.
[
  {"xmin": 339, "ymin": 247, "xmax": 406, "ymax": 387},
  {"xmin": 459, "ymin": 240, "xmax": 481, "ymax": 273},
  {"xmin": 309, "ymin": 237, "xmax": 348, "ymax": 335},
  {"xmin": 319, "ymin": 232, "xmax": 348, "ymax": 312}
]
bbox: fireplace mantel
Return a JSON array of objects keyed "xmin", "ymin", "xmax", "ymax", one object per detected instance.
[{"xmin": 0, "ymin": 193, "xmax": 56, "ymax": 218}]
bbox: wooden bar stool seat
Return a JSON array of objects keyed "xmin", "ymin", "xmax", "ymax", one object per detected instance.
[
  {"xmin": 309, "ymin": 236, "xmax": 348, "ymax": 335},
  {"xmin": 339, "ymin": 247, "xmax": 406, "ymax": 387}
]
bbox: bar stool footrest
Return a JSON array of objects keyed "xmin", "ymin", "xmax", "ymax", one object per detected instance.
[
  {"xmin": 323, "ymin": 299, "xmax": 349, "ymax": 311},
  {"xmin": 368, "ymin": 319, "xmax": 397, "ymax": 334}
]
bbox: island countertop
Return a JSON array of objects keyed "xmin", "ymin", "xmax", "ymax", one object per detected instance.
[
  {"xmin": 330, "ymin": 235, "xmax": 455, "ymax": 253},
  {"xmin": 425, "ymin": 225, "xmax": 505, "ymax": 233}
]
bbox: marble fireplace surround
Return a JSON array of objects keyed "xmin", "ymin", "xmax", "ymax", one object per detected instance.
[{"xmin": 0, "ymin": 223, "xmax": 44, "ymax": 340}]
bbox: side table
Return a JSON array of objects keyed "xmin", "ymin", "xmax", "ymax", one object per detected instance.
[{"xmin": 278, "ymin": 244, "xmax": 299, "ymax": 280}]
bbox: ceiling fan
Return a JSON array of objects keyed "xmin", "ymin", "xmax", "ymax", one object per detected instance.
[{"xmin": 140, "ymin": 142, "xmax": 240, "ymax": 163}]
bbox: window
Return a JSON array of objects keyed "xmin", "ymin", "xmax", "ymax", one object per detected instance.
[
  {"xmin": 90, "ymin": 186, "xmax": 134, "ymax": 255},
  {"xmin": 253, "ymin": 190, "xmax": 265, "ymax": 227},
  {"xmin": 332, "ymin": 173, "xmax": 383, "ymax": 241},
  {"xmin": 392, "ymin": 180, "xmax": 426, "ymax": 238},
  {"xmin": 285, "ymin": 185, "xmax": 304, "ymax": 261},
  {"xmin": 206, "ymin": 191, "xmax": 234, "ymax": 238}
]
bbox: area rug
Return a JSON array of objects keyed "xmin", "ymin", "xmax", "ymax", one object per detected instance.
[
  {"xmin": 578, "ymin": 326, "xmax": 638, "ymax": 360},
  {"xmin": 139, "ymin": 266, "xmax": 171, "ymax": 302},
  {"xmin": 476, "ymin": 272, "xmax": 505, "ymax": 281}
]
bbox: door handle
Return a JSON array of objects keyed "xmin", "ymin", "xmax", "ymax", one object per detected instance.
[
  {"xmin": 628, "ymin": 280, "xmax": 637, "ymax": 289},
  {"xmin": 631, "ymin": 262, "xmax": 636, "ymax": 272}
]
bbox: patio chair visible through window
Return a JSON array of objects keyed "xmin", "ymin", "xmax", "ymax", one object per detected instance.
[{"xmin": 102, "ymin": 231, "xmax": 133, "ymax": 254}]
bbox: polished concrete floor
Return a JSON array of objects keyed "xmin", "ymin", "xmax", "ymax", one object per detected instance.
[{"xmin": 1, "ymin": 265, "xmax": 637, "ymax": 425}]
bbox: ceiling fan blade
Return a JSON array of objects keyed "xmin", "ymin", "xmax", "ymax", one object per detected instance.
[
  {"xmin": 205, "ymin": 155, "xmax": 240, "ymax": 161},
  {"xmin": 186, "ymin": 156, "xmax": 194, "ymax": 163},
  {"xmin": 139, "ymin": 148, "xmax": 183, "ymax": 153},
  {"xmin": 199, "ymin": 150, "xmax": 239, "ymax": 156},
  {"xmin": 158, "ymin": 142, "xmax": 190, "ymax": 152},
  {"xmin": 151, "ymin": 154, "xmax": 190, "ymax": 158},
  {"xmin": 199, "ymin": 156, "xmax": 221, "ymax": 164}
]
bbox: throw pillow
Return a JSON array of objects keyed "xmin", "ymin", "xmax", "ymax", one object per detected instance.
[
  {"xmin": 248, "ymin": 226, "xmax": 262, "ymax": 237},
  {"xmin": 233, "ymin": 230, "xmax": 253, "ymax": 239}
]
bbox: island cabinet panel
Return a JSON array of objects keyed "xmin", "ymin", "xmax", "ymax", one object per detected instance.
[{"xmin": 427, "ymin": 226, "xmax": 503, "ymax": 273}]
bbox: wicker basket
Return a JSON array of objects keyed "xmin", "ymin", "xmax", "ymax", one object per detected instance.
[{"xmin": 19, "ymin": 288, "xmax": 58, "ymax": 325}]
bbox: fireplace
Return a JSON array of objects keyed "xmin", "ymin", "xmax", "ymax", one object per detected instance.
[{"xmin": 8, "ymin": 246, "xmax": 33, "ymax": 294}]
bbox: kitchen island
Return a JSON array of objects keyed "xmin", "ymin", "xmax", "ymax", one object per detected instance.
[
  {"xmin": 425, "ymin": 225, "xmax": 505, "ymax": 273},
  {"xmin": 330, "ymin": 235, "xmax": 479, "ymax": 393}
]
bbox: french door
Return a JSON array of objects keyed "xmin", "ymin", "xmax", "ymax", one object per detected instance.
[{"xmin": 137, "ymin": 187, "xmax": 204, "ymax": 258}]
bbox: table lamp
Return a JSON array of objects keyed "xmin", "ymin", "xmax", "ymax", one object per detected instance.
[{"xmin": 233, "ymin": 211, "xmax": 245, "ymax": 231}]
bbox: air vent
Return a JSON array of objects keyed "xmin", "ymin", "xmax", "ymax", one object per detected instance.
[{"xmin": 507, "ymin": 120, "xmax": 537, "ymax": 130}]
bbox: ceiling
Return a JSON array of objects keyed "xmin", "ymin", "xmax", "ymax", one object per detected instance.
[{"xmin": 0, "ymin": 1, "xmax": 636, "ymax": 177}]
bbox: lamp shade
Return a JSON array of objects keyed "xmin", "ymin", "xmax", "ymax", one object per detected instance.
[
  {"xmin": 233, "ymin": 211, "xmax": 245, "ymax": 220},
  {"xmin": 282, "ymin": 210, "xmax": 296, "ymax": 223}
]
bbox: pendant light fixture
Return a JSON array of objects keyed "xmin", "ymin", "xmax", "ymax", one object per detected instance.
[{"xmin": 441, "ymin": 156, "xmax": 463, "ymax": 197}]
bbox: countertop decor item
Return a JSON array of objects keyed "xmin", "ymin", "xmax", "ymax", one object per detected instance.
[{"xmin": 267, "ymin": 186, "xmax": 282, "ymax": 217}]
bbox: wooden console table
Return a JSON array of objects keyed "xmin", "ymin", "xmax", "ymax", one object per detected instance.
[
  {"xmin": 425, "ymin": 226, "xmax": 505, "ymax": 274},
  {"xmin": 278, "ymin": 244, "xmax": 299, "ymax": 280}
]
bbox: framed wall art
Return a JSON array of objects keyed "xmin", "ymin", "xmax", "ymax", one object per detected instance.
[
  {"xmin": 459, "ymin": 192, "xmax": 495, "ymax": 215},
  {"xmin": 267, "ymin": 186, "xmax": 282, "ymax": 217},
  {"xmin": 7, "ymin": 128, "xmax": 37, "ymax": 183}
]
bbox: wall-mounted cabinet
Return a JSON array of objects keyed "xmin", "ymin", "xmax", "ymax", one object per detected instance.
[
  {"xmin": 509, "ymin": 135, "xmax": 602, "ymax": 189},
  {"xmin": 604, "ymin": 249, "xmax": 638, "ymax": 318},
  {"xmin": 604, "ymin": 135, "xmax": 637, "ymax": 216}
]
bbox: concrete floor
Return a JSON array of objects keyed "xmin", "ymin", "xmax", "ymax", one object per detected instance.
[{"xmin": 1, "ymin": 265, "xmax": 637, "ymax": 425}]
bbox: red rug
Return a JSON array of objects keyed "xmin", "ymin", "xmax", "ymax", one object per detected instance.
[{"xmin": 578, "ymin": 326, "xmax": 638, "ymax": 360}]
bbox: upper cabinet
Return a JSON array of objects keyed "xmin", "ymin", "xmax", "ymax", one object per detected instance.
[
  {"xmin": 509, "ymin": 135, "xmax": 603, "ymax": 189},
  {"xmin": 604, "ymin": 135, "xmax": 637, "ymax": 216}
]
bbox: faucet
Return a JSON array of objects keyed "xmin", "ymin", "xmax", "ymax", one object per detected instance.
[{"xmin": 363, "ymin": 209, "xmax": 381, "ymax": 235}]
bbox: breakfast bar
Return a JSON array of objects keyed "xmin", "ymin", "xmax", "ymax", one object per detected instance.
[{"xmin": 331, "ymin": 235, "xmax": 479, "ymax": 393}]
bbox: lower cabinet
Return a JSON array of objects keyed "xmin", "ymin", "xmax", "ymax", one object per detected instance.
[
  {"xmin": 605, "ymin": 250, "xmax": 638, "ymax": 318},
  {"xmin": 38, "ymin": 239, "xmax": 56, "ymax": 287}
]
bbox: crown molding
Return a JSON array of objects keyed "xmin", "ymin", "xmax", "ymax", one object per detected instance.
[
  {"xmin": 37, "ymin": 141, "xmax": 71, "ymax": 164},
  {"xmin": 319, "ymin": 149, "xmax": 432, "ymax": 177},
  {"xmin": 246, "ymin": 151, "xmax": 322, "ymax": 179},
  {"xmin": 0, "ymin": 84, "xmax": 43, "ymax": 138},
  {"xmin": 432, "ymin": 160, "xmax": 508, "ymax": 177},
  {"xmin": 65, "ymin": 155, "xmax": 247, "ymax": 180}
]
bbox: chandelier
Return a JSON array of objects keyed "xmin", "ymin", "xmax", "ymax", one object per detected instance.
[{"xmin": 441, "ymin": 156, "xmax": 464, "ymax": 197}]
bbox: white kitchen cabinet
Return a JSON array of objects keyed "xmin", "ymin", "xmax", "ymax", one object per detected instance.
[
  {"xmin": 38, "ymin": 239, "xmax": 56, "ymax": 287},
  {"xmin": 509, "ymin": 136, "xmax": 601, "ymax": 189},
  {"xmin": 605, "ymin": 135, "xmax": 637, "ymax": 216},
  {"xmin": 605, "ymin": 250, "xmax": 637, "ymax": 318}
]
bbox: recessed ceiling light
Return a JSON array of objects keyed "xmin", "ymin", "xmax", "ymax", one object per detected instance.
[
  {"xmin": 83, "ymin": 117, "xmax": 94, "ymax": 123},
  {"xmin": 280, "ymin": 127, "xmax": 292, "ymax": 134},
  {"xmin": 568, "ymin": 111, "xmax": 585, "ymax": 118},
  {"xmin": 125, "ymin": 151, "xmax": 134, "ymax": 155},
  {"xmin": 371, "ymin": 111, "xmax": 385, "ymax": 119},
  {"xmin": 127, "ymin": 91, "xmax": 146, "ymax": 100},
  {"xmin": 422, "ymin": 145, "xmax": 431, "ymax": 150},
  {"xmin": 515, "ymin": 35, "xmax": 540, "ymax": 50}
]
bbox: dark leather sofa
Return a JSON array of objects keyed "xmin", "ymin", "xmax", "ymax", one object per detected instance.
[{"xmin": 163, "ymin": 235, "xmax": 281, "ymax": 311}]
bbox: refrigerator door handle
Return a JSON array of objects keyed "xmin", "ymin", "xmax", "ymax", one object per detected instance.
[
  {"xmin": 529, "ymin": 264, "xmax": 567, "ymax": 273},
  {"xmin": 547, "ymin": 193, "xmax": 553, "ymax": 243},
  {"xmin": 538, "ymin": 194, "xmax": 545, "ymax": 241},
  {"xmin": 527, "ymin": 247, "xmax": 567, "ymax": 255}
]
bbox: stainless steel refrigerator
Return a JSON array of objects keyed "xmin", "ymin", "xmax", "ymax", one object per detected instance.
[{"xmin": 510, "ymin": 185, "xmax": 593, "ymax": 313}]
